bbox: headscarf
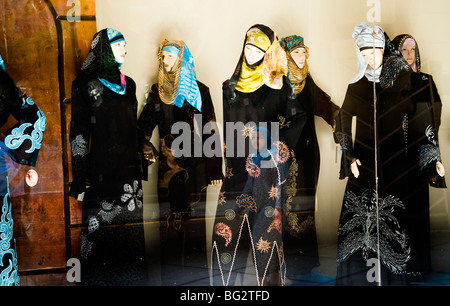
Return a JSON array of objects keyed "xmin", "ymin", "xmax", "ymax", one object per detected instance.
[
  {"xmin": 157, "ymin": 40, "xmax": 202, "ymax": 112},
  {"xmin": 77, "ymin": 28, "xmax": 126, "ymax": 95},
  {"xmin": 0, "ymin": 54, "xmax": 5, "ymax": 72},
  {"xmin": 230, "ymin": 24, "xmax": 287, "ymax": 95},
  {"xmin": 379, "ymin": 33, "xmax": 411, "ymax": 89},
  {"xmin": 350, "ymin": 22, "xmax": 385, "ymax": 84},
  {"xmin": 279, "ymin": 35, "xmax": 309, "ymax": 95},
  {"xmin": 249, "ymin": 126, "xmax": 277, "ymax": 166},
  {"xmin": 392, "ymin": 34, "xmax": 421, "ymax": 73}
]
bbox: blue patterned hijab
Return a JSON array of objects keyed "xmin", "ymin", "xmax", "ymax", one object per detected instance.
[
  {"xmin": 158, "ymin": 40, "xmax": 202, "ymax": 112},
  {"xmin": 0, "ymin": 54, "xmax": 5, "ymax": 72}
]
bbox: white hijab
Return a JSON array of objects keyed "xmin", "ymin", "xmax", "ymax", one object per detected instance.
[{"xmin": 350, "ymin": 22, "xmax": 385, "ymax": 84}]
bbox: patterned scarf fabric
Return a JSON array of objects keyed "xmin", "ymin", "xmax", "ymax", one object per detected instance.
[
  {"xmin": 280, "ymin": 35, "xmax": 309, "ymax": 95},
  {"xmin": 157, "ymin": 40, "xmax": 202, "ymax": 111},
  {"xmin": 235, "ymin": 26, "xmax": 287, "ymax": 93},
  {"xmin": 0, "ymin": 54, "xmax": 5, "ymax": 71}
]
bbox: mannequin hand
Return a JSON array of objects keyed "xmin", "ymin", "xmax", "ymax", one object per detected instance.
[
  {"xmin": 25, "ymin": 169, "xmax": 38, "ymax": 187},
  {"xmin": 351, "ymin": 159, "xmax": 361, "ymax": 178},
  {"xmin": 211, "ymin": 179, "xmax": 223, "ymax": 190},
  {"xmin": 436, "ymin": 161, "xmax": 445, "ymax": 177}
]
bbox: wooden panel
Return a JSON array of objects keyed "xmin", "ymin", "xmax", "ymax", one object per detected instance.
[{"xmin": 0, "ymin": 0, "xmax": 96, "ymax": 272}]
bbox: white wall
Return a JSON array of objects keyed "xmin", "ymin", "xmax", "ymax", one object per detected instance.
[{"xmin": 95, "ymin": 0, "xmax": 450, "ymax": 250}]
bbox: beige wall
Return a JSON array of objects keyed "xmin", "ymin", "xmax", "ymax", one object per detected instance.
[{"xmin": 95, "ymin": 0, "xmax": 450, "ymax": 249}]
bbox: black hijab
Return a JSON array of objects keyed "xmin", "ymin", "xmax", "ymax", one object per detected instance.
[
  {"xmin": 391, "ymin": 34, "xmax": 421, "ymax": 73},
  {"xmin": 380, "ymin": 32, "xmax": 411, "ymax": 88},
  {"xmin": 76, "ymin": 28, "xmax": 123, "ymax": 85}
]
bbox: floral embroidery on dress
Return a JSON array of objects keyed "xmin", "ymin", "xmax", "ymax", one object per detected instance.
[
  {"xmin": 98, "ymin": 200, "xmax": 122, "ymax": 224},
  {"xmin": 121, "ymin": 180, "xmax": 143, "ymax": 211},
  {"xmin": 245, "ymin": 156, "xmax": 261, "ymax": 178},
  {"xmin": 225, "ymin": 167, "xmax": 234, "ymax": 179},
  {"xmin": 268, "ymin": 185, "xmax": 279, "ymax": 200},
  {"xmin": 273, "ymin": 141, "xmax": 290, "ymax": 164},
  {"xmin": 256, "ymin": 237, "xmax": 271, "ymax": 253}
]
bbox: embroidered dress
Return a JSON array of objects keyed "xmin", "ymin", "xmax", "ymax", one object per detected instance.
[
  {"xmin": 69, "ymin": 29, "xmax": 148, "ymax": 285},
  {"xmin": 211, "ymin": 24, "xmax": 288, "ymax": 286},
  {"xmin": 334, "ymin": 24, "xmax": 445, "ymax": 285},
  {"xmin": 0, "ymin": 57, "xmax": 46, "ymax": 286},
  {"xmin": 278, "ymin": 35, "xmax": 340, "ymax": 277},
  {"xmin": 232, "ymin": 127, "xmax": 290, "ymax": 286},
  {"xmin": 138, "ymin": 40, "xmax": 223, "ymax": 285},
  {"xmin": 391, "ymin": 34, "xmax": 446, "ymax": 279}
]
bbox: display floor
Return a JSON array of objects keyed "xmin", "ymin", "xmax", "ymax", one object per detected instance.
[{"xmin": 19, "ymin": 230, "xmax": 450, "ymax": 286}]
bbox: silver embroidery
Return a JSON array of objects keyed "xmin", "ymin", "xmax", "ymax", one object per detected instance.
[
  {"xmin": 335, "ymin": 132, "xmax": 353, "ymax": 151},
  {"xmin": 71, "ymin": 135, "xmax": 88, "ymax": 157},
  {"xmin": 337, "ymin": 189, "xmax": 411, "ymax": 274},
  {"xmin": 80, "ymin": 234, "xmax": 93, "ymax": 259},
  {"xmin": 81, "ymin": 52, "xmax": 95, "ymax": 71},
  {"xmin": 121, "ymin": 180, "xmax": 143, "ymax": 211},
  {"xmin": 425, "ymin": 124, "xmax": 437, "ymax": 145},
  {"xmin": 419, "ymin": 125, "xmax": 440, "ymax": 171},
  {"xmin": 88, "ymin": 81, "xmax": 104, "ymax": 107},
  {"xmin": 98, "ymin": 200, "xmax": 122, "ymax": 224},
  {"xmin": 87, "ymin": 215, "xmax": 100, "ymax": 234},
  {"xmin": 419, "ymin": 144, "xmax": 440, "ymax": 171}
]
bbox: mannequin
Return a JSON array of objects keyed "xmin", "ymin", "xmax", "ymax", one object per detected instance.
[
  {"xmin": 334, "ymin": 22, "xmax": 445, "ymax": 286},
  {"xmin": 138, "ymin": 39, "xmax": 223, "ymax": 285},
  {"xmin": 391, "ymin": 33, "xmax": 447, "ymax": 282},
  {"xmin": 211, "ymin": 24, "xmax": 288, "ymax": 286},
  {"xmin": 278, "ymin": 35, "xmax": 340, "ymax": 279},
  {"xmin": 0, "ymin": 54, "xmax": 46, "ymax": 286},
  {"xmin": 69, "ymin": 28, "xmax": 148, "ymax": 285}
]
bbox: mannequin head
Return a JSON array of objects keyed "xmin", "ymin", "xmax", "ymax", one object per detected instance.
[
  {"xmin": 243, "ymin": 27, "xmax": 271, "ymax": 66},
  {"xmin": 244, "ymin": 44, "xmax": 265, "ymax": 66},
  {"xmin": 161, "ymin": 45, "xmax": 180, "ymax": 72},
  {"xmin": 250, "ymin": 130, "xmax": 267, "ymax": 152},
  {"xmin": 111, "ymin": 40, "xmax": 126, "ymax": 65},
  {"xmin": 360, "ymin": 47, "xmax": 384, "ymax": 70},
  {"xmin": 400, "ymin": 38, "xmax": 416, "ymax": 67},
  {"xmin": 107, "ymin": 28, "xmax": 126, "ymax": 65},
  {"xmin": 290, "ymin": 47, "xmax": 307, "ymax": 69}
]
